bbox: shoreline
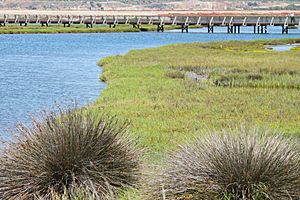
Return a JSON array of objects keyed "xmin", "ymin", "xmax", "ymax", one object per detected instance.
[{"xmin": 0, "ymin": 24, "xmax": 200, "ymax": 34}]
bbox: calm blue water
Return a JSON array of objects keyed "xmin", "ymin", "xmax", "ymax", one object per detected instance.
[{"xmin": 0, "ymin": 28, "xmax": 300, "ymax": 135}]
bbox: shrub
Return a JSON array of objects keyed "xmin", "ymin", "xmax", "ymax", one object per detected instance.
[
  {"xmin": 0, "ymin": 106, "xmax": 141, "ymax": 199},
  {"xmin": 146, "ymin": 127, "xmax": 300, "ymax": 200}
]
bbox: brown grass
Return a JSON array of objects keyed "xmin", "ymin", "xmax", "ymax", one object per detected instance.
[
  {"xmin": 145, "ymin": 127, "xmax": 300, "ymax": 200},
  {"xmin": 0, "ymin": 106, "xmax": 141, "ymax": 199}
]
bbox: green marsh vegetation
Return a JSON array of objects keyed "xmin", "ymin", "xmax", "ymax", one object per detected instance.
[
  {"xmin": 97, "ymin": 38, "xmax": 300, "ymax": 156},
  {"xmin": 1, "ymin": 38, "xmax": 300, "ymax": 199},
  {"xmin": 0, "ymin": 24, "xmax": 198, "ymax": 34},
  {"xmin": 292, "ymin": 46, "xmax": 300, "ymax": 51},
  {"xmin": 0, "ymin": 24, "xmax": 139, "ymax": 34},
  {"xmin": 95, "ymin": 38, "xmax": 300, "ymax": 198}
]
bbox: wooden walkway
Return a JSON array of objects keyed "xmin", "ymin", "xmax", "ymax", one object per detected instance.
[{"xmin": 0, "ymin": 14, "xmax": 299, "ymax": 34}]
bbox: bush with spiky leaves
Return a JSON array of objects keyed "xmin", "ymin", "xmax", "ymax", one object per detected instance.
[
  {"xmin": 146, "ymin": 128, "xmax": 300, "ymax": 200},
  {"xmin": 0, "ymin": 107, "xmax": 141, "ymax": 200}
]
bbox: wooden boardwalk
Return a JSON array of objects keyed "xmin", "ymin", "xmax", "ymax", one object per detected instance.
[{"xmin": 0, "ymin": 14, "xmax": 299, "ymax": 34}]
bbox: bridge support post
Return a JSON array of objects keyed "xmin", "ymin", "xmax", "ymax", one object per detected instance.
[
  {"xmin": 64, "ymin": 23, "xmax": 71, "ymax": 27},
  {"xmin": 228, "ymin": 26, "xmax": 240, "ymax": 34},
  {"xmin": 86, "ymin": 23, "xmax": 92, "ymax": 28},
  {"xmin": 208, "ymin": 25, "xmax": 214, "ymax": 33},
  {"xmin": 41, "ymin": 22, "xmax": 48, "ymax": 27},
  {"xmin": 133, "ymin": 24, "xmax": 140, "ymax": 29},
  {"xmin": 157, "ymin": 24, "xmax": 164, "ymax": 32},
  {"xmin": 181, "ymin": 24, "xmax": 188, "ymax": 33},
  {"xmin": 109, "ymin": 24, "xmax": 116, "ymax": 28},
  {"xmin": 227, "ymin": 26, "xmax": 233, "ymax": 34},
  {"xmin": 257, "ymin": 26, "xmax": 261, "ymax": 34},
  {"xmin": 282, "ymin": 25, "xmax": 288, "ymax": 34},
  {"xmin": 19, "ymin": 23, "xmax": 27, "ymax": 27},
  {"xmin": 261, "ymin": 25, "xmax": 267, "ymax": 34}
]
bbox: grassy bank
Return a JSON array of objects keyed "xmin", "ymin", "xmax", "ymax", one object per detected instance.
[
  {"xmin": 95, "ymin": 38, "xmax": 300, "ymax": 159},
  {"xmin": 0, "ymin": 24, "xmax": 198, "ymax": 34},
  {"xmin": 1, "ymin": 37, "xmax": 300, "ymax": 200}
]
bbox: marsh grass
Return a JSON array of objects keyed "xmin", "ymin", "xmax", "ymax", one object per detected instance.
[
  {"xmin": 145, "ymin": 127, "xmax": 300, "ymax": 200},
  {"xmin": 170, "ymin": 43, "xmax": 300, "ymax": 89},
  {"xmin": 291, "ymin": 46, "xmax": 300, "ymax": 51},
  {"xmin": 0, "ymin": 106, "xmax": 141, "ymax": 199},
  {"xmin": 1, "ymin": 38, "xmax": 297, "ymax": 199},
  {"xmin": 97, "ymin": 38, "xmax": 300, "ymax": 156},
  {"xmin": 211, "ymin": 72, "xmax": 300, "ymax": 89},
  {"xmin": 95, "ymin": 39, "xmax": 300, "ymax": 199},
  {"xmin": 165, "ymin": 70, "xmax": 185, "ymax": 79},
  {"xmin": 0, "ymin": 24, "xmax": 140, "ymax": 34},
  {"xmin": 0, "ymin": 24, "xmax": 192, "ymax": 34}
]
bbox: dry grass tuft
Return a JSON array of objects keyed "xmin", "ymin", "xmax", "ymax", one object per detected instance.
[
  {"xmin": 0, "ymin": 106, "xmax": 141, "ymax": 200},
  {"xmin": 145, "ymin": 127, "xmax": 300, "ymax": 200}
]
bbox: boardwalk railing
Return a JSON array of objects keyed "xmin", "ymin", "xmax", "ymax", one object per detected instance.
[{"xmin": 0, "ymin": 14, "xmax": 299, "ymax": 34}]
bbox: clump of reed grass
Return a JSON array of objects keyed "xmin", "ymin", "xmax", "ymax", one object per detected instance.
[
  {"xmin": 146, "ymin": 127, "xmax": 300, "ymax": 200},
  {"xmin": 0, "ymin": 106, "xmax": 141, "ymax": 199}
]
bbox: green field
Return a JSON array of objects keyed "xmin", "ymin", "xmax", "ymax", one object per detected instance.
[
  {"xmin": 95, "ymin": 38, "xmax": 300, "ymax": 161},
  {"xmin": 0, "ymin": 24, "xmax": 192, "ymax": 34}
]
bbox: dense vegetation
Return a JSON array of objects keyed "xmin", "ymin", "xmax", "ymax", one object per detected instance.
[
  {"xmin": 95, "ymin": 38, "xmax": 300, "ymax": 199},
  {"xmin": 1, "ymin": 38, "xmax": 300, "ymax": 199},
  {"xmin": 0, "ymin": 24, "xmax": 137, "ymax": 34},
  {"xmin": 0, "ymin": 24, "xmax": 186, "ymax": 34},
  {"xmin": 97, "ymin": 38, "xmax": 300, "ymax": 155}
]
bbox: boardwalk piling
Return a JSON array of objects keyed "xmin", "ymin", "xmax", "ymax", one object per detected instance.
[
  {"xmin": 157, "ymin": 24, "xmax": 164, "ymax": 32},
  {"xmin": 282, "ymin": 25, "xmax": 288, "ymax": 34},
  {"xmin": 228, "ymin": 25, "xmax": 233, "ymax": 33},
  {"xmin": 208, "ymin": 25, "xmax": 214, "ymax": 33},
  {"xmin": 181, "ymin": 24, "xmax": 188, "ymax": 32}
]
